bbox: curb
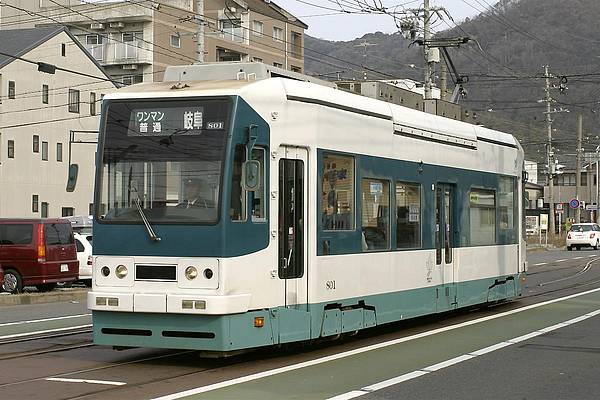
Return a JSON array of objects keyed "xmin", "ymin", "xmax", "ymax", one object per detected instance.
[{"xmin": 0, "ymin": 290, "xmax": 88, "ymax": 307}]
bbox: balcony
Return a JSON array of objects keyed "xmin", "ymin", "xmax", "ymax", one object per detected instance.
[{"xmin": 83, "ymin": 40, "xmax": 151, "ymax": 66}]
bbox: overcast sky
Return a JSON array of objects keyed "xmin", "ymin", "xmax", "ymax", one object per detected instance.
[{"xmin": 276, "ymin": 0, "xmax": 482, "ymax": 41}]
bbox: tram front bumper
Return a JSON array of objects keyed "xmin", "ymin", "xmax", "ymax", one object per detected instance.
[{"xmin": 88, "ymin": 291, "xmax": 251, "ymax": 314}]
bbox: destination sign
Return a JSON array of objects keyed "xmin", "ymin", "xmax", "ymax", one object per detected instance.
[{"xmin": 127, "ymin": 106, "xmax": 225, "ymax": 136}]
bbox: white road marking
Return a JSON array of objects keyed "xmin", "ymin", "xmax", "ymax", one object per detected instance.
[
  {"xmin": 533, "ymin": 262, "xmax": 547, "ymax": 266},
  {"xmin": 573, "ymin": 257, "xmax": 583, "ymax": 260},
  {"xmin": 150, "ymin": 287, "xmax": 600, "ymax": 400},
  {"xmin": 326, "ymin": 308, "xmax": 600, "ymax": 400},
  {"xmin": 589, "ymin": 255, "xmax": 597, "ymax": 258},
  {"xmin": 556, "ymin": 259, "xmax": 567, "ymax": 262},
  {"xmin": 0, "ymin": 314, "xmax": 91, "ymax": 327},
  {"xmin": 46, "ymin": 377, "xmax": 126, "ymax": 386},
  {"xmin": 0, "ymin": 324, "xmax": 92, "ymax": 340}
]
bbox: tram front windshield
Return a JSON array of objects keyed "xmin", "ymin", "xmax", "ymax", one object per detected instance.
[{"xmin": 97, "ymin": 98, "xmax": 230, "ymax": 224}]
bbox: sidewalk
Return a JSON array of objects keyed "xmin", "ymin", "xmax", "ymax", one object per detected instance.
[{"xmin": 0, "ymin": 288, "xmax": 88, "ymax": 306}]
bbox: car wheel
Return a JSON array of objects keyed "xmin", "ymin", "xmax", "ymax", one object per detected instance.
[
  {"xmin": 567, "ymin": 245, "xmax": 572, "ymax": 251},
  {"xmin": 595, "ymin": 241, "xmax": 599, "ymax": 250},
  {"xmin": 35, "ymin": 283, "xmax": 57, "ymax": 292},
  {"xmin": 2, "ymin": 269, "xmax": 23, "ymax": 294}
]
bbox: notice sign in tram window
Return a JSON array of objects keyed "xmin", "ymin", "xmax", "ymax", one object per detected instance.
[{"xmin": 128, "ymin": 107, "xmax": 225, "ymax": 136}]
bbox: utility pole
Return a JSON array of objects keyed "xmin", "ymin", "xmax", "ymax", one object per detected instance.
[
  {"xmin": 576, "ymin": 113, "xmax": 582, "ymax": 223},
  {"xmin": 195, "ymin": 0, "xmax": 204, "ymax": 63},
  {"xmin": 440, "ymin": 59, "xmax": 448, "ymax": 101},
  {"xmin": 354, "ymin": 40, "xmax": 377, "ymax": 80},
  {"xmin": 544, "ymin": 65, "xmax": 555, "ymax": 238},
  {"xmin": 423, "ymin": 0, "xmax": 433, "ymax": 99}
]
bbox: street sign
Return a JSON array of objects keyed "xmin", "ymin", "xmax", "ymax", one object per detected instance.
[
  {"xmin": 540, "ymin": 214, "xmax": 548, "ymax": 230},
  {"xmin": 569, "ymin": 198, "xmax": 581, "ymax": 209},
  {"xmin": 586, "ymin": 204, "xmax": 598, "ymax": 211},
  {"xmin": 556, "ymin": 203, "xmax": 564, "ymax": 211}
]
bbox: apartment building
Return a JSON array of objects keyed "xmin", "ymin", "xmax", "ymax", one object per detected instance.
[
  {"xmin": 0, "ymin": 26, "xmax": 116, "ymax": 218},
  {"xmin": 0, "ymin": 0, "xmax": 307, "ymax": 84}
]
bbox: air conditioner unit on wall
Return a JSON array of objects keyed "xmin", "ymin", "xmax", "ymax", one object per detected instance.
[
  {"xmin": 122, "ymin": 64, "xmax": 138, "ymax": 70},
  {"xmin": 90, "ymin": 23, "xmax": 104, "ymax": 30},
  {"xmin": 109, "ymin": 22, "xmax": 125, "ymax": 28}
]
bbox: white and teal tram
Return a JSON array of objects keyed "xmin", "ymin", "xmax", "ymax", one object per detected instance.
[{"xmin": 86, "ymin": 63, "xmax": 526, "ymax": 351}]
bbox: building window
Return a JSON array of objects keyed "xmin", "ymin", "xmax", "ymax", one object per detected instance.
[
  {"xmin": 90, "ymin": 92, "xmax": 96, "ymax": 115},
  {"xmin": 89, "ymin": 203, "xmax": 94, "ymax": 215},
  {"xmin": 32, "ymin": 195, "xmax": 39, "ymax": 213},
  {"xmin": 273, "ymin": 62, "xmax": 283, "ymax": 68},
  {"xmin": 291, "ymin": 31, "xmax": 302, "ymax": 58},
  {"xmin": 41, "ymin": 202, "xmax": 49, "ymax": 218},
  {"xmin": 62, "ymin": 207, "xmax": 74, "ymax": 217},
  {"xmin": 361, "ymin": 178, "xmax": 390, "ymax": 251},
  {"xmin": 33, "ymin": 135, "xmax": 39, "ymax": 153},
  {"xmin": 68, "ymin": 89, "xmax": 80, "ymax": 113},
  {"xmin": 8, "ymin": 80, "xmax": 15, "ymax": 99},
  {"xmin": 85, "ymin": 34, "xmax": 105, "ymax": 60},
  {"xmin": 322, "ymin": 153, "xmax": 355, "ymax": 230},
  {"xmin": 41, "ymin": 141, "xmax": 48, "ymax": 161},
  {"xmin": 273, "ymin": 27, "xmax": 283, "ymax": 43},
  {"xmin": 7, "ymin": 140, "xmax": 14, "ymax": 158},
  {"xmin": 252, "ymin": 21, "xmax": 263, "ymax": 36},
  {"xmin": 291, "ymin": 66, "xmax": 302, "ymax": 73},
  {"xmin": 219, "ymin": 18, "xmax": 244, "ymax": 43},
  {"xmin": 470, "ymin": 189, "xmax": 496, "ymax": 246},
  {"xmin": 170, "ymin": 34, "xmax": 180, "ymax": 48},
  {"xmin": 57, "ymin": 143, "xmax": 63, "ymax": 162},
  {"xmin": 121, "ymin": 75, "xmax": 143, "ymax": 86},
  {"xmin": 396, "ymin": 182, "xmax": 421, "ymax": 249},
  {"xmin": 61, "ymin": 43, "xmax": 66, "ymax": 56},
  {"xmin": 42, "ymin": 84, "xmax": 49, "ymax": 104},
  {"xmin": 252, "ymin": 57, "xmax": 263, "ymax": 63}
]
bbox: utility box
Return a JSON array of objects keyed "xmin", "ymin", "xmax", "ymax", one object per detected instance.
[
  {"xmin": 335, "ymin": 80, "xmax": 424, "ymax": 112},
  {"xmin": 424, "ymin": 99, "xmax": 462, "ymax": 121}
]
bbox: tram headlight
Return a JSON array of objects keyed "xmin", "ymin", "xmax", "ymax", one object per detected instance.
[
  {"xmin": 115, "ymin": 264, "xmax": 128, "ymax": 279},
  {"xmin": 203, "ymin": 268, "xmax": 214, "ymax": 279},
  {"xmin": 185, "ymin": 266, "xmax": 198, "ymax": 280}
]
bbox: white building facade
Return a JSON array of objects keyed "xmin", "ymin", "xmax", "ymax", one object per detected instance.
[{"xmin": 0, "ymin": 27, "xmax": 116, "ymax": 218}]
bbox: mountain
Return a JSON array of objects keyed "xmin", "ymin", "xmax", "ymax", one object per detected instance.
[{"xmin": 303, "ymin": 0, "xmax": 600, "ymax": 165}]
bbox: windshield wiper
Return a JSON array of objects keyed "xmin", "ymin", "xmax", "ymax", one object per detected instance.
[{"xmin": 128, "ymin": 167, "xmax": 161, "ymax": 242}]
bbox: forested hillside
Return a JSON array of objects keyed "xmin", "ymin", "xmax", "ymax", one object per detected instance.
[{"xmin": 304, "ymin": 0, "xmax": 600, "ymax": 164}]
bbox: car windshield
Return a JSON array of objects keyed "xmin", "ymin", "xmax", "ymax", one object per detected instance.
[
  {"xmin": 97, "ymin": 98, "xmax": 231, "ymax": 224},
  {"xmin": 571, "ymin": 224, "xmax": 594, "ymax": 232}
]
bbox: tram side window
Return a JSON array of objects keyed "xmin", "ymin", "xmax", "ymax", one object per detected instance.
[
  {"xmin": 396, "ymin": 182, "xmax": 421, "ymax": 248},
  {"xmin": 361, "ymin": 178, "xmax": 390, "ymax": 251},
  {"xmin": 322, "ymin": 154, "xmax": 355, "ymax": 230},
  {"xmin": 230, "ymin": 145, "xmax": 266, "ymax": 222},
  {"xmin": 499, "ymin": 177, "xmax": 516, "ymax": 230},
  {"xmin": 470, "ymin": 189, "xmax": 496, "ymax": 246},
  {"xmin": 230, "ymin": 145, "xmax": 246, "ymax": 221}
]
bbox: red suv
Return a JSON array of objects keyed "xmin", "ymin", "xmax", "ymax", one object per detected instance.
[
  {"xmin": 0, "ymin": 264, "xmax": 4, "ymax": 288},
  {"xmin": 0, "ymin": 219, "xmax": 79, "ymax": 293}
]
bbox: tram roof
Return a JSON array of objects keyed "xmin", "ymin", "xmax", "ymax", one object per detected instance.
[{"xmin": 106, "ymin": 77, "xmax": 520, "ymax": 150}]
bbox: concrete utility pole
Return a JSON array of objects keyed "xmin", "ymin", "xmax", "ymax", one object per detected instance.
[
  {"xmin": 196, "ymin": 0, "xmax": 204, "ymax": 63},
  {"xmin": 576, "ymin": 113, "xmax": 582, "ymax": 223},
  {"xmin": 544, "ymin": 65, "xmax": 555, "ymax": 238},
  {"xmin": 354, "ymin": 40, "xmax": 377, "ymax": 80},
  {"xmin": 440, "ymin": 60, "xmax": 448, "ymax": 101},
  {"xmin": 423, "ymin": 0, "xmax": 433, "ymax": 99}
]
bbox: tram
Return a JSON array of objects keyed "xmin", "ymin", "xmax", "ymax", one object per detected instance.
[{"xmin": 83, "ymin": 62, "xmax": 526, "ymax": 351}]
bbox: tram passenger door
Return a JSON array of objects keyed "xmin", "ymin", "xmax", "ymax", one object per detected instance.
[
  {"xmin": 435, "ymin": 184, "xmax": 457, "ymax": 311},
  {"xmin": 278, "ymin": 146, "xmax": 308, "ymax": 310}
]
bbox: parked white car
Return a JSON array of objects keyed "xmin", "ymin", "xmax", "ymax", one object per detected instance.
[
  {"xmin": 566, "ymin": 223, "xmax": 600, "ymax": 251},
  {"xmin": 74, "ymin": 233, "xmax": 93, "ymax": 285}
]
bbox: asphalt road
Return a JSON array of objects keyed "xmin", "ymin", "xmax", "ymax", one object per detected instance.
[{"xmin": 0, "ymin": 248, "xmax": 599, "ymax": 400}]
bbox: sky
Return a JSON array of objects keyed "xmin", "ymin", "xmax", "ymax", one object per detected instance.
[{"xmin": 275, "ymin": 0, "xmax": 482, "ymax": 41}]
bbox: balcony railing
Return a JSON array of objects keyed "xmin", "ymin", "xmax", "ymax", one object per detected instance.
[
  {"xmin": 115, "ymin": 41, "xmax": 139, "ymax": 60},
  {"xmin": 83, "ymin": 40, "xmax": 150, "ymax": 65}
]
